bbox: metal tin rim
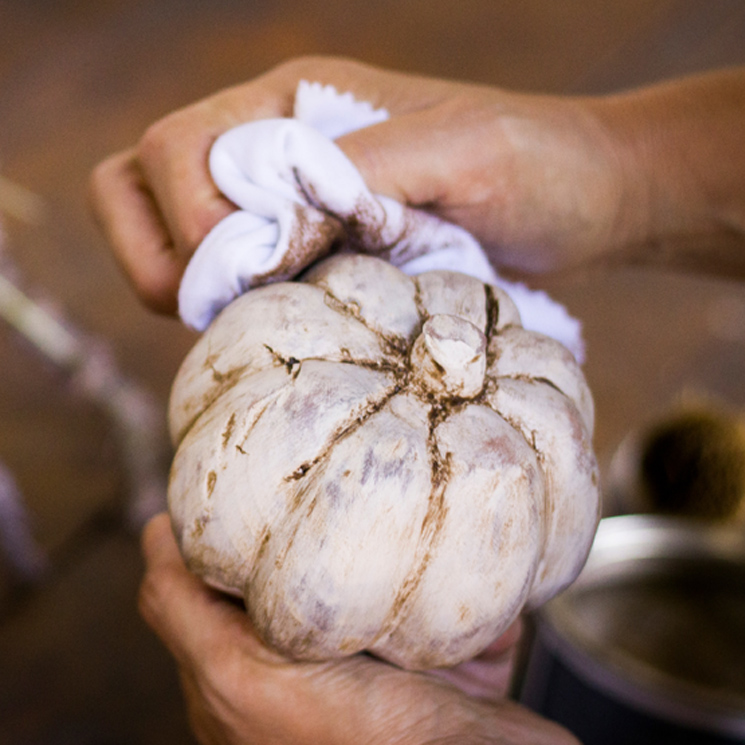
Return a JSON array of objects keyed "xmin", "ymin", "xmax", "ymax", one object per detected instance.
[{"xmin": 536, "ymin": 514, "xmax": 745, "ymax": 737}]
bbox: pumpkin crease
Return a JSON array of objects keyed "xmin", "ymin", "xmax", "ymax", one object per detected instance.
[{"xmin": 167, "ymin": 255, "xmax": 600, "ymax": 670}]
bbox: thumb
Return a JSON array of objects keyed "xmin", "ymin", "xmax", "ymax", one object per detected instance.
[{"xmin": 138, "ymin": 514, "xmax": 282, "ymax": 669}]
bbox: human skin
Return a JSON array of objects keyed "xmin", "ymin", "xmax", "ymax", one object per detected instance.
[
  {"xmin": 89, "ymin": 57, "xmax": 745, "ymax": 315},
  {"xmin": 91, "ymin": 56, "xmax": 745, "ymax": 744},
  {"xmin": 140, "ymin": 514, "xmax": 578, "ymax": 745}
]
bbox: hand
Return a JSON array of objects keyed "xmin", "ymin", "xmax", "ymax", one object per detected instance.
[
  {"xmin": 139, "ymin": 513, "xmax": 578, "ymax": 745},
  {"xmin": 89, "ymin": 56, "xmax": 633, "ymax": 314},
  {"xmin": 90, "ymin": 59, "xmax": 745, "ymax": 314}
]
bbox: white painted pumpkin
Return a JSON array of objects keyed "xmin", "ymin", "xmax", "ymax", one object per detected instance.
[{"xmin": 167, "ymin": 254, "xmax": 600, "ymax": 670}]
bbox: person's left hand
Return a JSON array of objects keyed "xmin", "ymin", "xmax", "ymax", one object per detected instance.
[{"xmin": 139, "ymin": 513, "xmax": 576, "ymax": 745}]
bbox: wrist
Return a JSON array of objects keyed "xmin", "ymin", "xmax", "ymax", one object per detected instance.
[{"xmin": 588, "ymin": 69, "xmax": 745, "ymax": 276}]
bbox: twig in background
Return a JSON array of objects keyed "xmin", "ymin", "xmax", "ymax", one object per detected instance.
[
  {"xmin": 0, "ymin": 174, "xmax": 46, "ymax": 225},
  {"xmin": 0, "ymin": 178, "xmax": 168, "ymax": 590},
  {"xmin": 0, "ymin": 267, "xmax": 170, "ymax": 531},
  {"xmin": 0, "ymin": 462, "xmax": 48, "ymax": 584}
]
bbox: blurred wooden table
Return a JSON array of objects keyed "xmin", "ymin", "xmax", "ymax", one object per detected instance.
[{"xmin": 0, "ymin": 1, "xmax": 743, "ymax": 742}]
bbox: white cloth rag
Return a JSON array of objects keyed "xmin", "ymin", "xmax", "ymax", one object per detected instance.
[{"xmin": 179, "ymin": 81, "xmax": 585, "ymax": 362}]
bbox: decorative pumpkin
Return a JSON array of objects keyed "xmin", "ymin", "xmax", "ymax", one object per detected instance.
[{"xmin": 167, "ymin": 254, "xmax": 600, "ymax": 670}]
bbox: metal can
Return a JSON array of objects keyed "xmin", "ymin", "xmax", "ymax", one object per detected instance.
[{"xmin": 518, "ymin": 515, "xmax": 745, "ymax": 744}]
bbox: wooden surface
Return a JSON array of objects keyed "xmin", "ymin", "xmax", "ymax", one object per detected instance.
[{"xmin": 0, "ymin": 1, "xmax": 744, "ymax": 742}]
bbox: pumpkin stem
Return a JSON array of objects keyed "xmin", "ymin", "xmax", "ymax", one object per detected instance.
[{"xmin": 410, "ymin": 314, "xmax": 486, "ymax": 399}]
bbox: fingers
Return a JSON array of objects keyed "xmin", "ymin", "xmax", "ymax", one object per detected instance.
[
  {"xmin": 88, "ymin": 72, "xmax": 293, "ymax": 314},
  {"xmin": 90, "ymin": 54, "xmax": 526, "ymax": 321},
  {"xmin": 88, "ymin": 60, "xmax": 318, "ymax": 314},
  {"xmin": 90, "ymin": 121, "xmax": 237, "ymax": 316},
  {"xmin": 426, "ymin": 618, "xmax": 523, "ymax": 702},
  {"xmin": 139, "ymin": 513, "xmax": 276, "ymax": 670},
  {"xmin": 134, "ymin": 102, "xmax": 240, "ymax": 254},
  {"xmin": 330, "ymin": 69, "xmax": 473, "ymax": 206},
  {"xmin": 335, "ymin": 81, "xmax": 503, "ymax": 239},
  {"xmin": 138, "ymin": 514, "xmax": 579, "ymax": 745},
  {"xmin": 337, "ymin": 109, "xmax": 448, "ymax": 207},
  {"xmin": 139, "ymin": 513, "xmax": 207, "ymax": 663},
  {"xmin": 89, "ymin": 150, "xmax": 186, "ymax": 314},
  {"xmin": 89, "ymin": 56, "xmax": 460, "ymax": 315}
]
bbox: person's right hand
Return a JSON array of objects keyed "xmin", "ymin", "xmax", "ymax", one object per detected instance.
[{"xmin": 88, "ymin": 56, "xmax": 633, "ymax": 315}]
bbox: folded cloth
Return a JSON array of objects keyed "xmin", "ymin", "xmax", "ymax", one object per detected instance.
[{"xmin": 178, "ymin": 81, "xmax": 585, "ymax": 362}]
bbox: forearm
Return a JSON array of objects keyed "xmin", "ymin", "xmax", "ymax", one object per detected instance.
[
  {"xmin": 594, "ymin": 66, "xmax": 745, "ymax": 276},
  {"xmin": 91, "ymin": 57, "xmax": 745, "ymax": 313}
]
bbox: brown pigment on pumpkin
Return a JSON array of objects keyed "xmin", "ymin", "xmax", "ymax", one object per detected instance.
[
  {"xmin": 232, "ymin": 395, "xmax": 281, "ymax": 457},
  {"xmin": 284, "ymin": 381, "xmax": 402, "ymax": 485},
  {"xmin": 255, "ymin": 527, "xmax": 272, "ymax": 561},
  {"xmin": 375, "ymin": 434, "xmax": 453, "ymax": 640},
  {"xmin": 191, "ymin": 510, "xmax": 210, "ymax": 540},
  {"xmin": 263, "ymin": 344, "xmax": 302, "ymax": 378},
  {"xmin": 267, "ymin": 482, "xmax": 317, "ymax": 571},
  {"xmin": 411, "ymin": 277, "xmax": 430, "ymax": 325},
  {"xmin": 206, "ymin": 470, "xmax": 217, "ymax": 498},
  {"xmin": 175, "ymin": 361, "xmax": 249, "ymax": 445},
  {"xmin": 488, "ymin": 382, "xmax": 544, "ymax": 463},
  {"xmin": 207, "ymin": 360, "xmax": 247, "ymax": 387},
  {"xmin": 321, "ymin": 289, "xmax": 412, "ymax": 358},
  {"xmin": 221, "ymin": 413, "xmax": 236, "ymax": 449},
  {"xmin": 484, "ymin": 285, "xmax": 500, "ymax": 368}
]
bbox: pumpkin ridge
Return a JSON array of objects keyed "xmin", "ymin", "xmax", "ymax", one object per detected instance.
[
  {"xmin": 481, "ymin": 379, "xmax": 551, "ymax": 499},
  {"xmin": 486, "ymin": 395, "xmax": 543, "ymax": 463},
  {"xmin": 484, "ymin": 284, "xmax": 500, "ymax": 368},
  {"xmin": 246, "ymin": 385, "xmax": 417, "ymax": 651},
  {"xmin": 254, "ymin": 479, "xmax": 316, "ymax": 577},
  {"xmin": 224, "ymin": 377, "xmax": 304, "ymax": 461},
  {"xmin": 221, "ymin": 413, "xmax": 237, "ymax": 449},
  {"xmin": 372, "ymin": 412, "xmax": 453, "ymax": 645},
  {"xmin": 320, "ymin": 287, "xmax": 414, "ymax": 358},
  {"xmin": 411, "ymin": 275, "xmax": 431, "ymax": 327},
  {"xmin": 174, "ymin": 360, "xmax": 250, "ymax": 445},
  {"xmin": 263, "ymin": 344, "xmax": 303, "ymax": 377},
  {"xmin": 483, "ymin": 284, "xmax": 522, "ymax": 373},
  {"xmin": 282, "ymin": 379, "xmax": 403, "ymax": 487},
  {"xmin": 531, "ymin": 375, "xmax": 568, "ymax": 397}
]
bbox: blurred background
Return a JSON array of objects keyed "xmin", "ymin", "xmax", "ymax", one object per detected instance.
[{"xmin": 0, "ymin": 1, "xmax": 744, "ymax": 742}]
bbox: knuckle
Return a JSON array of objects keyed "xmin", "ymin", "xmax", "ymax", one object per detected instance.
[
  {"xmin": 88, "ymin": 155, "xmax": 115, "ymax": 190},
  {"xmin": 135, "ymin": 275, "xmax": 180, "ymax": 316},
  {"xmin": 137, "ymin": 569, "xmax": 160, "ymax": 625},
  {"xmin": 275, "ymin": 54, "xmax": 321, "ymax": 77},
  {"xmin": 137, "ymin": 110, "xmax": 195, "ymax": 174},
  {"xmin": 88, "ymin": 151, "xmax": 130, "ymax": 206},
  {"xmin": 137, "ymin": 116, "xmax": 174, "ymax": 161},
  {"xmin": 121, "ymin": 252, "xmax": 181, "ymax": 315},
  {"xmin": 272, "ymin": 54, "xmax": 353, "ymax": 85},
  {"xmin": 178, "ymin": 208, "xmax": 215, "ymax": 252}
]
